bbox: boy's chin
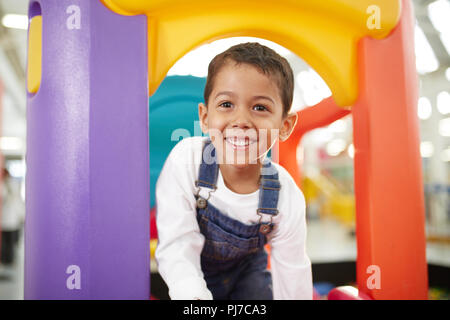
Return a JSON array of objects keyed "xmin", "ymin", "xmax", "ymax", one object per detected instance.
[
  {"xmin": 227, "ymin": 162, "xmax": 252, "ymax": 169},
  {"xmin": 222, "ymin": 156, "xmax": 261, "ymax": 168}
]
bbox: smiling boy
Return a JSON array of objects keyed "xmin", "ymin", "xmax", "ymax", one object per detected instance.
[{"xmin": 155, "ymin": 42, "xmax": 312, "ymax": 300}]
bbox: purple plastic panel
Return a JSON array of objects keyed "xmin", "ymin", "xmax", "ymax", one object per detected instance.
[{"xmin": 25, "ymin": 0, "xmax": 149, "ymax": 299}]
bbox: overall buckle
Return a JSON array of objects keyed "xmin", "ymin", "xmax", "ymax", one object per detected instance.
[
  {"xmin": 257, "ymin": 208, "xmax": 278, "ymax": 235},
  {"xmin": 195, "ymin": 181, "xmax": 217, "ymax": 209}
]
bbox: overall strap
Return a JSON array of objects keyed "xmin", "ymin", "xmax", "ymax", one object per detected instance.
[
  {"xmin": 195, "ymin": 139, "xmax": 218, "ymax": 209},
  {"xmin": 257, "ymin": 158, "xmax": 281, "ymax": 235},
  {"xmin": 195, "ymin": 139, "xmax": 219, "ymax": 190}
]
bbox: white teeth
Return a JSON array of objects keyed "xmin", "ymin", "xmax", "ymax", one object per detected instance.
[{"xmin": 226, "ymin": 137, "xmax": 255, "ymax": 146}]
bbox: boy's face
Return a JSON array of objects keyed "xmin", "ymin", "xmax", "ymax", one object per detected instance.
[{"xmin": 198, "ymin": 62, "xmax": 297, "ymax": 168}]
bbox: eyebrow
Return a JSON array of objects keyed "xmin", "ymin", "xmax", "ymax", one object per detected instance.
[
  {"xmin": 253, "ymin": 95, "xmax": 275, "ymax": 104},
  {"xmin": 214, "ymin": 91, "xmax": 275, "ymax": 104},
  {"xmin": 214, "ymin": 91, "xmax": 236, "ymax": 99}
]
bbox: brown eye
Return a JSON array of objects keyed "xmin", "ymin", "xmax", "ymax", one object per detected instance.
[
  {"xmin": 253, "ymin": 104, "xmax": 268, "ymax": 112},
  {"xmin": 219, "ymin": 102, "xmax": 232, "ymax": 108}
]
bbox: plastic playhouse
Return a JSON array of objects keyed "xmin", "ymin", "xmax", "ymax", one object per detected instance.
[{"xmin": 25, "ymin": 0, "xmax": 427, "ymax": 299}]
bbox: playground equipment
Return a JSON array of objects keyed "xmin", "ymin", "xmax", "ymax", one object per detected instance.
[
  {"xmin": 303, "ymin": 174, "xmax": 355, "ymax": 228},
  {"xmin": 148, "ymin": 75, "xmax": 205, "ymax": 270},
  {"xmin": 149, "ymin": 76, "xmax": 205, "ymax": 209},
  {"xmin": 25, "ymin": 0, "xmax": 427, "ymax": 299},
  {"xmin": 277, "ymin": 0, "xmax": 428, "ymax": 299}
]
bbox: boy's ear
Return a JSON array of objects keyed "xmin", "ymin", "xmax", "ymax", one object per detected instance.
[
  {"xmin": 198, "ymin": 102, "xmax": 209, "ymax": 134},
  {"xmin": 279, "ymin": 112, "xmax": 298, "ymax": 142}
]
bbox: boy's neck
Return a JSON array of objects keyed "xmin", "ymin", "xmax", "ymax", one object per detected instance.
[{"xmin": 219, "ymin": 161, "xmax": 263, "ymax": 194}]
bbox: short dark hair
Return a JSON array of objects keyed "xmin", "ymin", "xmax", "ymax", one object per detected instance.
[{"xmin": 204, "ymin": 42, "xmax": 294, "ymax": 117}]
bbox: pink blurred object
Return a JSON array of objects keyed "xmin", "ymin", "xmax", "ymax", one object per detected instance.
[
  {"xmin": 313, "ymin": 288, "xmax": 321, "ymax": 300},
  {"xmin": 327, "ymin": 286, "xmax": 373, "ymax": 300},
  {"xmin": 150, "ymin": 207, "xmax": 158, "ymax": 239}
]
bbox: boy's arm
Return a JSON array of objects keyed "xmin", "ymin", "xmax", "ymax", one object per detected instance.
[
  {"xmin": 269, "ymin": 187, "xmax": 313, "ymax": 300},
  {"xmin": 155, "ymin": 149, "xmax": 213, "ymax": 300}
]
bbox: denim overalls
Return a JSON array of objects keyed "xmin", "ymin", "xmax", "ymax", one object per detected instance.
[{"xmin": 195, "ymin": 139, "xmax": 281, "ymax": 300}]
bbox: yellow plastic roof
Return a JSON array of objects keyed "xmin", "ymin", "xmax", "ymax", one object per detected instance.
[{"xmin": 101, "ymin": 0, "xmax": 401, "ymax": 106}]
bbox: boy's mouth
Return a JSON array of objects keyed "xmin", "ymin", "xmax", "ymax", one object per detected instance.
[{"xmin": 224, "ymin": 136, "xmax": 257, "ymax": 150}]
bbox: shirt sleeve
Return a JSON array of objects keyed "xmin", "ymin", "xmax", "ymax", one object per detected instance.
[
  {"xmin": 154, "ymin": 144, "xmax": 213, "ymax": 300},
  {"xmin": 269, "ymin": 187, "xmax": 313, "ymax": 300}
]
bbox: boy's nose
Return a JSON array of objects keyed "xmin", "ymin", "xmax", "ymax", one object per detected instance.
[{"xmin": 231, "ymin": 107, "xmax": 252, "ymax": 129}]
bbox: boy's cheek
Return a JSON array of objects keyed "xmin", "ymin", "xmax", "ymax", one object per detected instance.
[
  {"xmin": 207, "ymin": 128, "xmax": 224, "ymax": 142},
  {"xmin": 259, "ymin": 130, "xmax": 278, "ymax": 150}
]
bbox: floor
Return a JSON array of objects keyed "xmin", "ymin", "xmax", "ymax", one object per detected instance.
[
  {"xmin": 306, "ymin": 218, "xmax": 450, "ymax": 267},
  {"xmin": 0, "ymin": 218, "xmax": 448, "ymax": 300}
]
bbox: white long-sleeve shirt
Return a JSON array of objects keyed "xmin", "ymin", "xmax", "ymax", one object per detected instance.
[{"xmin": 155, "ymin": 136, "xmax": 312, "ymax": 300}]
